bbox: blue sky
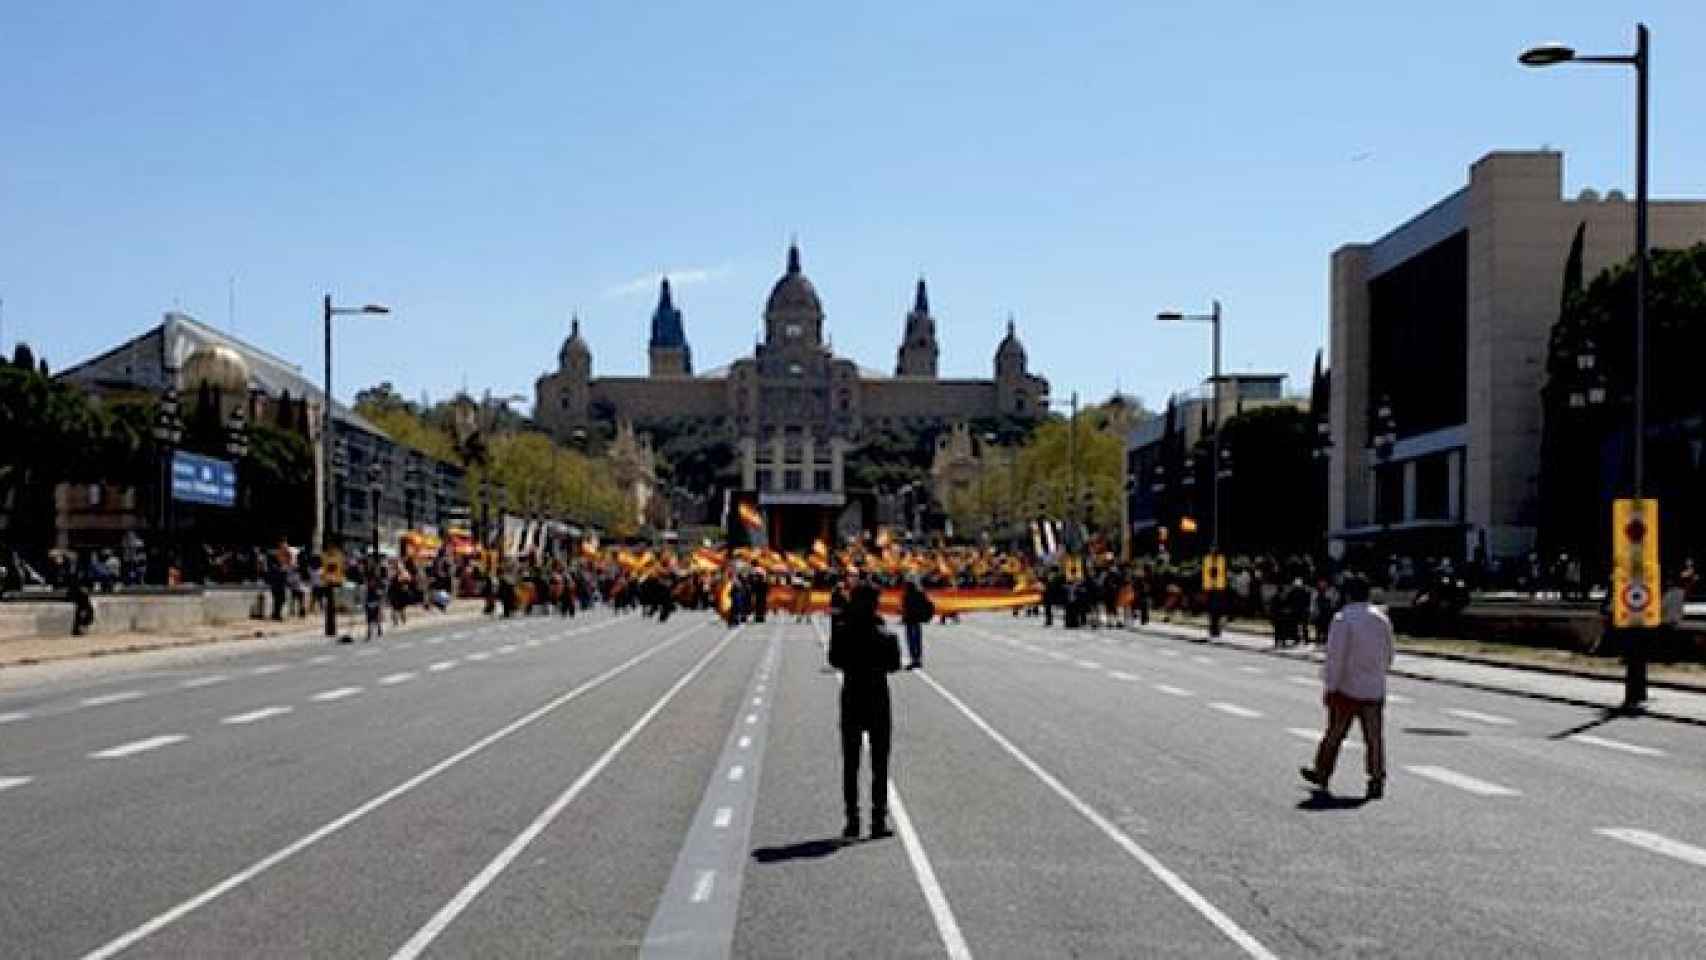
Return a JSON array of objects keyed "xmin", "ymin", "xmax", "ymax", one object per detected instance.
[{"xmin": 4, "ymin": 1, "xmax": 1703, "ymax": 414}]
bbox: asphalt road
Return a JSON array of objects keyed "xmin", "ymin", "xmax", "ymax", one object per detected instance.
[{"xmin": 3, "ymin": 607, "xmax": 1704, "ymax": 958}]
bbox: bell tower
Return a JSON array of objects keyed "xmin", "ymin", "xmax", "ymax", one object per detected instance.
[
  {"xmin": 648, "ymin": 277, "xmax": 692, "ymax": 377},
  {"xmin": 895, "ymin": 276, "xmax": 939, "ymax": 378}
]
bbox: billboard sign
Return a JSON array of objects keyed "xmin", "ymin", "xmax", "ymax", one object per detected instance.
[{"xmin": 171, "ymin": 451, "xmax": 237, "ymax": 507}]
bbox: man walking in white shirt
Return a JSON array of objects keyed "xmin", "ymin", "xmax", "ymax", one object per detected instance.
[{"xmin": 1300, "ymin": 575, "xmax": 1394, "ymax": 800}]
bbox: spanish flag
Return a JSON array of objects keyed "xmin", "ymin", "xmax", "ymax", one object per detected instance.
[
  {"xmin": 1179, "ymin": 516, "xmax": 1199, "ymax": 534},
  {"xmin": 738, "ymin": 502, "xmax": 766, "ymax": 532}
]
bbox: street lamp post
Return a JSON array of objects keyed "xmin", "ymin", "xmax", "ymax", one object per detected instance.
[
  {"xmin": 225, "ymin": 403, "xmax": 249, "ymax": 538},
  {"xmin": 320, "ymin": 295, "xmax": 389, "ymax": 639},
  {"xmin": 151, "ymin": 382, "xmax": 185, "ymax": 584},
  {"xmin": 1159, "ymin": 301, "xmax": 1223, "ymax": 637},
  {"xmin": 1521, "ymin": 22, "xmax": 1650, "ymax": 710},
  {"xmin": 368, "ymin": 460, "xmax": 384, "ymax": 560}
]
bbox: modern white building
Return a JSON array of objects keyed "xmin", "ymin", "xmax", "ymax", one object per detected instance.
[{"xmin": 1328, "ymin": 150, "xmax": 1706, "ymax": 564}]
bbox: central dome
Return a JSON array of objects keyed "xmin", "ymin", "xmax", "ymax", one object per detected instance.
[{"xmin": 765, "ymin": 242, "xmax": 822, "ymax": 317}]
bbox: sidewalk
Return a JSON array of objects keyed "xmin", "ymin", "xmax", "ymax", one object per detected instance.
[
  {"xmin": 0, "ymin": 604, "xmax": 485, "ymax": 669},
  {"xmin": 1131, "ymin": 620, "xmax": 1706, "ymax": 726}
]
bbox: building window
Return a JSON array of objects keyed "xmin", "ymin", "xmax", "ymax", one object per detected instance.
[
  {"xmin": 814, "ymin": 470, "xmax": 832, "ymax": 491},
  {"xmin": 785, "ymin": 323, "xmax": 803, "ymax": 339},
  {"xmin": 559, "ymin": 395, "xmax": 570, "ymax": 410},
  {"xmin": 756, "ymin": 469, "xmax": 773, "ymax": 491},
  {"xmin": 784, "ymin": 470, "xmax": 802, "ymax": 491},
  {"xmin": 788, "ymin": 362, "xmax": 803, "ymax": 376}
]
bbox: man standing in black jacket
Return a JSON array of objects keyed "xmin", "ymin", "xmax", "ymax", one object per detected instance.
[{"xmin": 828, "ymin": 577, "xmax": 898, "ymax": 840}]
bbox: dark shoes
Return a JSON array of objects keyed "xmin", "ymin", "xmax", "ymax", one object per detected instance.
[
  {"xmin": 1366, "ymin": 779, "xmax": 1385, "ymax": 801},
  {"xmin": 905, "ymin": 662, "xmax": 921, "ymax": 671},
  {"xmin": 842, "ymin": 816, "xmax": 861, "ymax": 840},
  {"xmin": 869, "ymin": 814, "xmax": 893, "ymax": 840},
  {"xmin": 1298, "ymin": 766, "xmax": 1327, "ymax": 790}
]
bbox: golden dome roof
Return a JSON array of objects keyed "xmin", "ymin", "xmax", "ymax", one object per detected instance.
[{"xmin": 180, "ymin": 344, "xmax": 250, "ymax": 396}]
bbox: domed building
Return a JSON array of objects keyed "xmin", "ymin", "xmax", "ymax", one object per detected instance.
[
  {"xmin": 179, "ymin": 343, "xmax": 251, "ymax": 420},
  {"xmin": 535, "ymin": 242, "xmax": 1050, "ymax": 548}
]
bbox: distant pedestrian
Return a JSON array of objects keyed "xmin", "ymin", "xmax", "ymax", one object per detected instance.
[
  {"xmin": 1300, "ymin": 576, "xmax": 1393, "ymax": 800},
  {"xmin": 900, "ymin": 578, "xmax": 935, "ymax": 670},
  {"xmin": 363, "ymin": 573, "xmax": 384, "ymax": 642}
]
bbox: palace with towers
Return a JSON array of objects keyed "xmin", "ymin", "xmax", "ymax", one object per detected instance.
[{"xmin": 535, "ymin": 242, "xmax": 1050, "ymax": 544}]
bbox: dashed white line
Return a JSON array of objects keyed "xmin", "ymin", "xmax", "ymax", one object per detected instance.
[
  {"xmin": 1238, "ymin": 665, "xmax": 1265, "ymax": 674},
  {"xmin": 1444, "ymin": 708, "xmax": 1516, "ymax": 727},
  {"xmin": 712, "ymin": 807, "xmax": 734, "ymax": 829},
  {"xmin": 426, "ymin": 637, "xmax": 445, "ymax": 645},
  {"xmin": 1387, "ymin": 693, "xmax": 1414, "ymax": 704},
  {"xmin": 744, "ymin": 713, "xmax": 757, "ymax": 725},
  {"xmin": 1596, "ymin": 828, "xmax": 1706, "ymax": 869},
  {"xmin": 751, "ymin": 696, "xmax": 763, "ymax": 706},
  {"xmin": 737, "ymin": 736, "xmax": 752, "ymax": 749},
  {"xmin": 690, "ymin": 869, "xmax": 717, "ymax": 903},
  {"xmin": 222, "ymin": 706, "xmax": 293, "ymax": 725},
  {"xmin": 181, "ymin": 675, "xmax": 227, "ymax": 689},
  {"xmin": 0, "ymin": 775, "xmax": 34, "ymax": 792},
  {"xmin": 379, "ymin": 672, "xmax": 417, "ymax": 686},
  {"xmin": 495, "ymin": 645, "xmax": 517, "ymax": 655},
  {"xmin": 918, "ymin": 670, "xmax": 1278, "ymax": 960},
  {"xmin": 251, "ymin": 664, "xmax": 288, "ymax": 675},
  {"xmin": 524, "ymin": 638, "xmax": 542, "ymax": 647},
  {"xmin": 356, "ymin": 648, "xmax": 381, "ymax": 657},
  {"xmin": 465, "ymin": 652, "xmax": 491, "ymax": 662},
  {"xmin": 1046, "ymin": 651, "xmax": 1070, "ymax": 661},
  {"xmin": 1208, "ymin": 702, "xmax": 1263, "ymax": 719},
  {"xmin": 307, "ymin": 655, "xmax": 336, "ymax": 665},
  {"xmin": 1075, "ymin": 659, "xmax": 1104, "ymax": 670},
  {"xmin": 428, "ymin": 661, "xmax": 456, "ymax": 672},
  {"xmin": 394, "ymin": 641, "xmax": 415, "ymax": 650},
  {"xmin": 1154, "ymin": 684, "xmax": 1193, "ymax": 697},
  {"xmin": 1191, "ymin": 655, "xmax": 1215, "ymax": 665},
  {"xmin": 310, "ymin": 686, "xmax": 363, "ymax": 702},
  {"xmin": 1285, "ymin": 727, "xmax": 1361, "ymax": 750},
  {"xmin": 1159, "ymin": 649, "xmax": 1181, "ymax": 657},
  {"xmin": 1403, "ymin": 765, "xmax": 1521, "ymax": 797},
  {"xmin": 1288, "ymin": 676, "xmax": 1317, "ymax": 686},
  {"xmin": 1108, "ymin": 670, "xmax": 1139, "ymax": 682},
  {"xmin": 90, "ymin": 734, "xmax": 188, "ymax": 759},
  {"xmin": 889, "ymin": 782, "xmax": 973, "ymax": 960},
  {"xmin": 1569, "ymin": 734, "xmax": 1666, "ymax": 757},
  {"xmin": 0, "ymin": 711, "xmax": 32, "ymax": 723},
  {"xmin": 81, "ymin": 691, "xmax": 144, "ymax": 707},
  {"xmin": 727, "ymin": 765, "xmax": 745, "ymax": 782}
]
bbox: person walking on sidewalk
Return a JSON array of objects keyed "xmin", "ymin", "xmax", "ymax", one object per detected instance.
[
  {"xmin": 900, "ymin": 577, "xmax": 935, "ymax": 670},
  {"xmin": 1300, "ymin": 575, "xmax": 1393, "ymax": 800}
]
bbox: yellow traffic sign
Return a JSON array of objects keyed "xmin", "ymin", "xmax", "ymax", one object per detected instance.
[
  {"xmin": 1611, "ymin": 498, "xmax": 1660, "ymax": 628},
  {"xmin": 322, "ymin": 546, "xmax": 346, "ymax": 588},
  {"xmin": 1201, "ymin": 553, "xmax": 1227, "ymax": 592}
]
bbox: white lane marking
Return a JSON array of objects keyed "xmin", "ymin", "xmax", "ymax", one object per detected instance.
[
  {"xmin": 918, "ymin": 671, "xmax": 1278, "ymax": 960},
  {"xmin": 1238, "ymin": 666, "xmax": 1265, "ymax": 675},
  {"xmin": 90, "ymin": 734, "xmax": 188, "ymax": 759},
  {"xmin": 181, "ymin": 675, "xmax": 227, "ymax": 689},
  {"xmin": 889, "ymin": 781, "xmax": 974, "ymax": 960},
  {"xmin": 0, "ymin": 775, "xmax": 33, "ymax": 792},
  {"xmin": 428, "ymin": 661, "xmax": 456, "ymax": 672},
  {"xmin": 394, "ymin": 641, "xmax": 414, "ymax": 650},
  {"xmin": 465, "ymin": 652, "xmax": 491, "ymax": 662},
  {"xmin": 1154, "ymin": 684, "xmax": 1193, "ymax": 697},
  {"xmin": 307, "ymin": 655, "xmax": 336, "ymax": 665},
  {"xmin": 78, "ymin": 615, "xmax": 672, "ymax": 960},
  {"xmin": 1046, "ymin": 651, "xmax": 1070, "ymax": 661},
  {"xmin": 1596, "ymin": 828, "xmax": 1706, "ymax": 869},
  {"xmin": 1075, "ymin": 659, "xmax": 1103, "ymax": 670},
  {"xmin": 1569, "ymin": 734, "xmax": 1666, "ymax": 757},
  {"xmin": 524, "ymin": 638, "xmax": 541, "ymax": 647},
  {"xmin": 356, "ymin": 648, "xmax": 381, "ymax": 657},
  {"xmin": 222, "ymin": 706, "xmax": 294, "ymax": 725},
  {"xmin": 727, "ymin": 765, "xmax": 745, "ymax": 782},
  {"xmin": 426, "ymin": 637, "xmax": 445, "ymax": 645},
  {"xmin": 81, "ymin": 690, "xmax": 144, "ymax": 707},
  {"xmin": 712, "ymin": 807, "xmax": 734, "ymax": 829},
  {"xmin": 745, "ymin": 713, "xmax": 757, "ymax": 724},
  {"xmin": 738, "ymin": 736, "xmax": 752, "ymax": 750},
  {"xmin": 690, "ymin": 869, "xmax": 717, "ymax": 903},
  {"xmin": 251, "ymin": 664, "xmax": 288, "ymax": 675},
  {"xmin": 1285, "ymin": 727, "xmax": 1362, "ymax": 750},
  {"xmin": 378, "ymin": 672, "xmax": 417, "ymax": 686},
  {"xmin": 1444, "ymin": 708, "xmax": 1516, "ymax": 727},
  {"xmin": 751, "ymin": 696, "xmax": 762, "ymax": 706},
  {"xmin": 0, "ymin": 711, "xmax": 32, "ymax": 723},
  {"xmin": 495, "ymin": 644, "xmax": 517, "ymax": 655},
  {"xmin": 1404, "ymin": 765, "xmax": 1521, "ymax": 797},
  {"xmin": 1208, "ymin": 702, "xmax": 1263, "ymax": 719},
  {"xmin": 1288, "ymin": 677, "xmax": 1316, "ymax": 686},
  {"xmin": 386, "ymin": 625, "xmax": 731, "ymax": 960},
  {"xmin": 1192, "ymin": 656, "xmax": 1215, "ymax": 665},
  {"xmin": 755, "ymin": 683, "xmax": 765, "ymax": 692},
  {"xmin": 310, "ymin": 686, "xmax": 363, "ymax": 702},
  {"xmin": 1387, "ymin": 693, "xmax": 1414, "ymax": 704},
  {"xmin": 1159, "ymin": 649, "xmax": 1180, "ymax": 657},
  {"xmin": 1108, "ymin": 670, "xmax": 1139, "ymax": 682}
]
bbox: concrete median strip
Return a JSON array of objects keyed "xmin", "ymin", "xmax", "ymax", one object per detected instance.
[{"xmin": 78, "ymin": 616, "xmax": 699, "ymax": 960}]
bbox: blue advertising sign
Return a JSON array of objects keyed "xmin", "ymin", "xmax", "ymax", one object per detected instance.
[{"xmin": 172, "ymin": 451, "xmax": 238, "ymax": 507}]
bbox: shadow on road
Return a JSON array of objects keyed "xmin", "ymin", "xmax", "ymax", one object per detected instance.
[
  {"xmin": 1296, "ymin": 792, "xmax": 1369, "ymax": 812},
  {"xmin": 1402, "ymin": 727, "xmax": 1470, "ymax": 737},
  {"xmin": 752, "ymin": 839, "xmax": 849, "ymax": 864},
  {"xmin": 1547, "ymin": 708, "xmax": 1628, "ymax": 740}
]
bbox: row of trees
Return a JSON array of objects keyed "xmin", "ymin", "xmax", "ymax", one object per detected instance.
[{"xmin": 351, "ymin": 382, "xmax": 635, "ymax": 537}]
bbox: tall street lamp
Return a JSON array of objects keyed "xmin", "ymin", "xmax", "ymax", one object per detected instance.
[
  {"xmin": 1522, "ymin": 23, "xmax": 1650, "ymax": 709},
  {"xmin": 152, "ymin": 381, "xmax": 185, "ymax": 584},
  {"xmin": 225, "ymin": 403, "xmax": 249, "ymax": 538},
  {"xmin": 368, "ymin": 459, "xmax": 384, "ymax": 559},
  {"xmin": 320, "ymin": 295, "xmax": 389, "ymax": 639},
  {"xmin": 1160, "ymin": 301, "xmax": 1225, "ymax": 636}
]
